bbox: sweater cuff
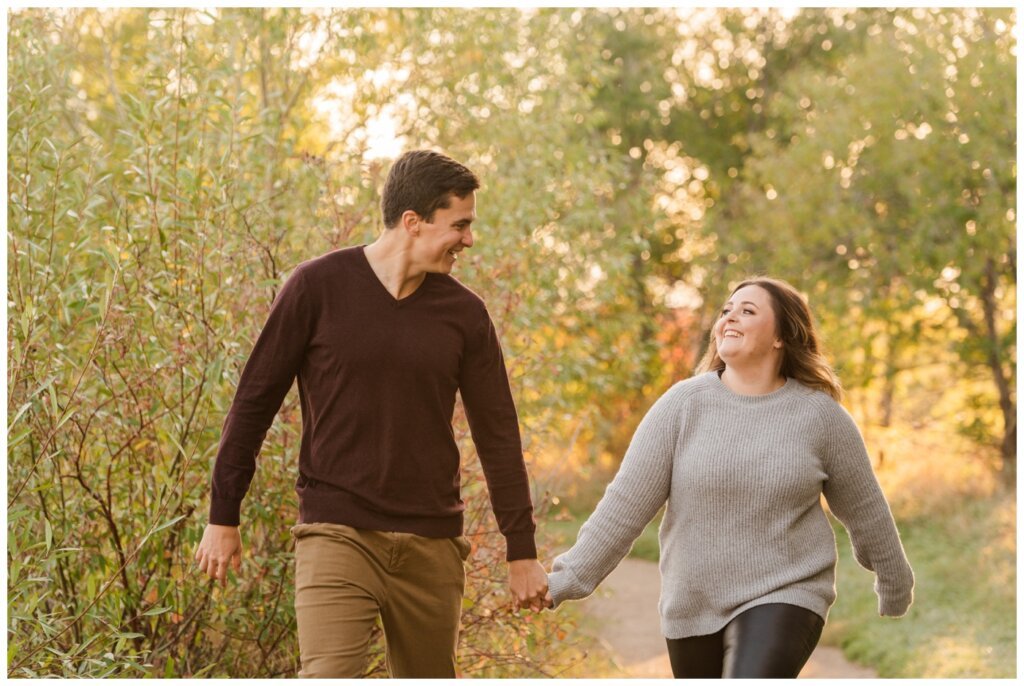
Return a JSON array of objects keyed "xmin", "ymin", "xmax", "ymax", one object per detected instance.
[
  {"xmin": 878, "ymin": 591, "xmax": 913, "ymax": 617},
  {"xmin": 545, "ymin": 570, "xmax": 572, "ymax": 610},
  {"xmin": 209, "ymin": 497, "xmax": 243, "ymax": 526},
  {"xmin": 504, "ymin": 531, "xmax": 538, "ymax": 562},
  {"xmin": 546, "ymin": 566, "xmax": 593, "ymax": 610},
  {"xmin": 875, "ymin": 572, "xmax": 914, "ymax": 617}
]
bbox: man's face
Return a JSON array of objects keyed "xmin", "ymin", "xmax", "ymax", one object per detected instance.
[{"xmin": 414, "ymin": 192, "xmax": 476, "ymax": 274}]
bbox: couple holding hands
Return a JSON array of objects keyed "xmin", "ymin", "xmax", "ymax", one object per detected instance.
[{"xmin": 195, "ymin": 150, "xmax": 914, "ymax": 679}]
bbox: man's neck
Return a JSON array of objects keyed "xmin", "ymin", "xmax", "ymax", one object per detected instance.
[{"xmin": 364, "ymin": 233, "xmax": 428, "ymax": 300}]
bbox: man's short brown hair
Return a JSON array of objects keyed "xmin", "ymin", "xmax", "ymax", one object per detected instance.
[{"xmin": 381, "ymin": 150, "xmax": 480, "ymax": 228}]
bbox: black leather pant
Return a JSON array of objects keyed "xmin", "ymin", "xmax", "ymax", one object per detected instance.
[{"xmin": 666, "ymin": 603, "xmax": 824, "ymax": 678}]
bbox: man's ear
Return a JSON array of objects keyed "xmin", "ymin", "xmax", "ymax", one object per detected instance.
[{"xmin": 401, "ymin": 209, "xmax": 421, "ymax": 236}]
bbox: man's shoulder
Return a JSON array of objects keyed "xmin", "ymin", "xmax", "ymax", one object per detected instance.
[
  {"xmin": 429, "ymin": 273, "xmax": 488, "ymax": 313},
  {"xmin": 280, "ymin": 247, "xmax": 366, "ymax": 297},
  {"xmin": 294, "ymin": 245, "xmax": 363, "ymax": 278}
]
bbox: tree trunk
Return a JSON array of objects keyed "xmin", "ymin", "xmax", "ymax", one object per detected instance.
[
  {"xmin": 879, "ymin": 331, "xmax": 898, "ymax": 428},
  {"xmin": 980, "ymin": 258, "xmax": 1016, "ymax": 484}
]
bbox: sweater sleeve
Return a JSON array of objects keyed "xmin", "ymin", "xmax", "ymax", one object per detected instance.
[
  {"xmin": 820, "ymin": 401, "xmax": 915, "ymax": 617},
  {"xmin": 546, "ymin": 385, "xmax": 681, "ymax": 608},
  {"xmin": 458, "ymin": 307, "xmax": 536, "ymax": 562},
  {"xmin": 209, "ymin": 267, "xmax": 314, "ymax": 526}
]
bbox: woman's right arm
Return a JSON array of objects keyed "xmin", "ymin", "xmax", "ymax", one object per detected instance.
[{"xmin": 546, "ymin": 384, "xmax": 685, "ymax": 608}]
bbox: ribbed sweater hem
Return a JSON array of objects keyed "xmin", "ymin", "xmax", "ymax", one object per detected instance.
[
  {"xmin": 298, "ymin": 487, "xmax": 465, "ymax": 538},
  {"xmin": 661, "ymin": 587, "xmax": 832, "ymax": 639},
  {"xmin": 298, "ymin": 487, "xmax": 537, "ymax": 560}
]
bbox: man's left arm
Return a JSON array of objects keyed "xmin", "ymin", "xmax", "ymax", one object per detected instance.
[{"xmin": 459, "ymin": 306, "xmax": 547, "ymax": 610}]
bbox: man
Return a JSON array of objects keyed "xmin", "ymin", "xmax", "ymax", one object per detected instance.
[{"xmin": 194, "ymin": 150, "xmax": 549, "ymax": 677}]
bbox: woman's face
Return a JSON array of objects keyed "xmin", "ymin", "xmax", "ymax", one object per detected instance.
[{"xmin": 713, "ymin": 284, "xmax": 783, "ymax": 368}]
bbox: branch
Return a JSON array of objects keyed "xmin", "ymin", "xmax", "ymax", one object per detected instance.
[
  {"xmin": 9, "ymin": 262, "xmax": 123, "ymax": 507},
  {"xmin": 10, "ymin": 401, "xmax": 210, "ymax": 673}
]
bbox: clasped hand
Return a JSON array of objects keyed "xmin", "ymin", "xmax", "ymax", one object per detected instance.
[{"xmin": 508, "ymin": 558, "xmax": 553, "ymax": 611}]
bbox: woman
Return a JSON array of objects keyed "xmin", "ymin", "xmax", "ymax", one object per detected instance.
[{"xmin": 545, "ymin": 277, "xmax": 914, "ymax": 678}]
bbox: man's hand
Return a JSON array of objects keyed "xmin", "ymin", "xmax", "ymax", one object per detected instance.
[
  {"xmin": 508, "ymin": 558, "xmax": 548, "ymax": 611},
  {"xmin": 194, "ymin": 524, "xmax": 242, "ymax": 586}
]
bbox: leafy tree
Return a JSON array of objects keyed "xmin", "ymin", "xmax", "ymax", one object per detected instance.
[{"xmin": 706, "ymin": 9, "xmax": 1015, "ymax": 476}]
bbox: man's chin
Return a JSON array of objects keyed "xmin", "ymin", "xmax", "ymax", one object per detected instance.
[{"xmin": 427, "ymin": 262, "xmax": 455, "ymax": 275}]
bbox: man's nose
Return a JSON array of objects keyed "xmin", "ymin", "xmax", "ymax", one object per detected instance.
[{"xmin": 462, "ymin": 229, "xmax": 474, "ymax": 248}]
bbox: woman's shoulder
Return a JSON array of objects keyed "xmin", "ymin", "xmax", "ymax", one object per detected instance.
[
  {"xmin": 659, "ymin": 372, "xmax": 718, "ymax": 404},
  {"xmin": 786, "ymin": 380, "xmax": 861, "ymax": 434},
  {"xmin": 788, "ymin": 378, "xmax": 840, "ymax": 407}
]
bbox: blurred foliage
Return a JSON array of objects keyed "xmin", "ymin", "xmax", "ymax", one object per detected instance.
[
  {"xmin": 710, "ymin": 9, "xmax": 1016, "ymax": 464},
  {"xmin": 7, "ymin": 7, "xmax": 1015, "ymax": 677}
]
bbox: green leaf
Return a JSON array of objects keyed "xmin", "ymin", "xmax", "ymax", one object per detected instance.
[
  {"xmin": 66, "ymin": 633, "xmax": 100, "ymax": 657},
  {"xmin": 192, "ymin": 663, "xmax": 218, "ymax": 678},
  {"xmin": 55, "ymin": 409, "xmax": 77, "ymax": 431},
  {"xmin": 7, "ymin": 508, "xmax": 32, "ymax": 524},
  {"xmin": 142, "ymin": 606, "xmax": 171, "ymax": 616},
  {"xmin": 46, "ymin": 383, "xmax": 60, "ymax": 419},
  {"xmin": 165, "ymin": 433, "xmax": 188, "ymax": 464},
  {"xmin": 8, "ymin": 428, "xmax": 33, "ymax": 451},
  {"xmin": 19, "ymin": 301, "xmax": 33, "ymax": 340},
  {"xmin": 8, "ymin": 402, "xmax": 32, "ymax": 429},
  {"xmin": 152, "ymin": 513, "xmax": 187, "ymax": 534}
]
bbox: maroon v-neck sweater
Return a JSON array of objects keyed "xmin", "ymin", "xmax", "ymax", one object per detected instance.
[{"xmin": 210, "ymin": 246, "xmax": 537, "ymax": 560}]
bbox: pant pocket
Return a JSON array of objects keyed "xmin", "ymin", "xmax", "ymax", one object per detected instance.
[{"xmin": 452, "ymin": 536, "xmax": 472, "ymax": 562}]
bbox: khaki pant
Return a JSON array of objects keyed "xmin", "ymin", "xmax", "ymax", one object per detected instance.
[{"xmin": 292, "ymin": 523, "xmax": 472, "ymax": 678}]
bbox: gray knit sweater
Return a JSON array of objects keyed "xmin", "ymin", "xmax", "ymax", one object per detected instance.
[{"xmin": 547, "ymin": 372, "xmax": 914, "ymax": 639}]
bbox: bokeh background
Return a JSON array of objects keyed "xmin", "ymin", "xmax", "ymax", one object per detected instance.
[{"xmin": 7, "ymin": 7, "xmax": 1015, "ymax": 678}]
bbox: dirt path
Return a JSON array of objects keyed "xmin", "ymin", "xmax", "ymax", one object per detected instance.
[{"xmin": 580, "ymin": 558, "xmax": 877, "ymax": 678}]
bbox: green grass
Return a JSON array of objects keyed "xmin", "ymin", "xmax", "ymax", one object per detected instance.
[{"xmin": 824, "ymin": 493, "xmax": 1015, "ymax": 678}]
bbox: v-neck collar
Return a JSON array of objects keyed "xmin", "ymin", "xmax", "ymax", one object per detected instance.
[{"xmin": 357, "ymin": 244, "xmax": 431, "ymax": 307}]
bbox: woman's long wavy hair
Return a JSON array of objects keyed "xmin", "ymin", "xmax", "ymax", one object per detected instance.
[{"xmin": 695, "ymin": 277, "xmax": 843, "ymax": 401}]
